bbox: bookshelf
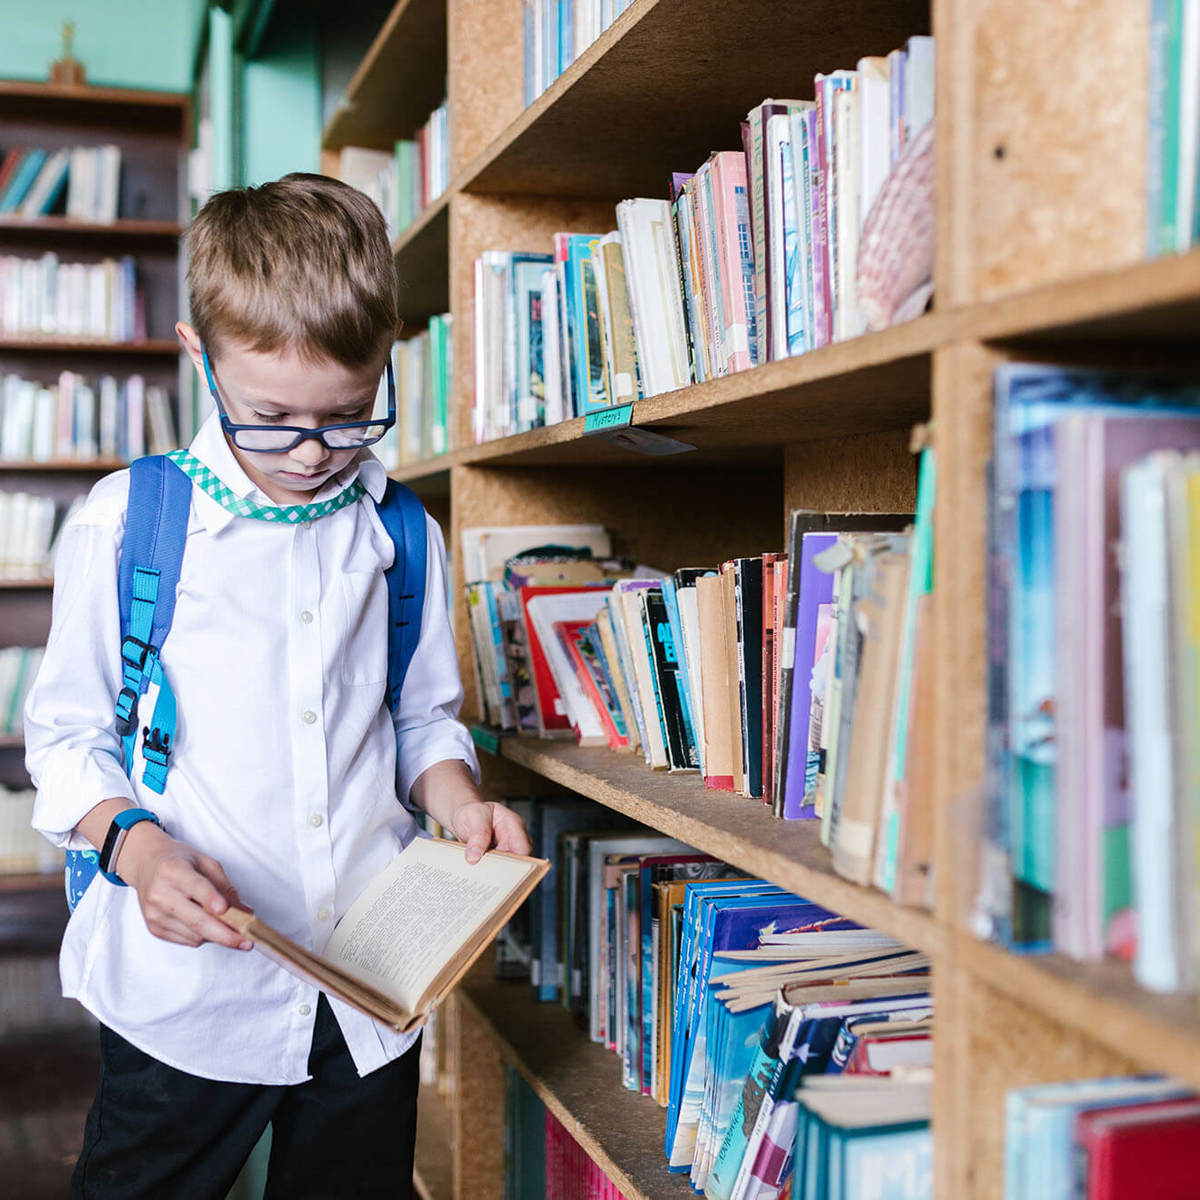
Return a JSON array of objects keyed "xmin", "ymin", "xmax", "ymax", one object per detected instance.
[
  {"xmin": 322, "ymin": 1, "xmax": 1200, "ymax": 1196},
  {"xmin": 0, "ymin": 83, "xmax": 188, "ymax": 809}
]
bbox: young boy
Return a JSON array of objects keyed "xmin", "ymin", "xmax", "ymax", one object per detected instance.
[{"xmin": 24, "ymin": 173, "xmax": 530, "ymax": 1199}]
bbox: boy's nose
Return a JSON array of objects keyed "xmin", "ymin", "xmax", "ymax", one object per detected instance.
[{"xmin": 289, "ymin": 435, "xmax": 329, "ymax": 467}]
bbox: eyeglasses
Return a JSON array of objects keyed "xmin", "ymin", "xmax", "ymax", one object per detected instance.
[{"xmin": 202, "ymin": 346, "xmax": 396, "ymax": 453}]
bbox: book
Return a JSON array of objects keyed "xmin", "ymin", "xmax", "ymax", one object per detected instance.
[
  {"xmin": 220, "ymin": 837, "xmax": 548, "ymax": 1032},
  {"xmin": 1075, "ymin": 1097, "xmax": 1200, "ymax": 1199}
]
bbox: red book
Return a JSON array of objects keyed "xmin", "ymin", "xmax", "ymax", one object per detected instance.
[
  {"xmin": 1076, "ymin": 1098, "xmax": 1200, "ymax": 1200},
  {"xmin": 0, "ymin": 146, "xmax": 25, "ymax": 205}
]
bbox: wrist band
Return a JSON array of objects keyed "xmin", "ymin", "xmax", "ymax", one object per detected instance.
[{"xmin": 98, "ymin": 808, "xmax": 162, "ymax": 886}]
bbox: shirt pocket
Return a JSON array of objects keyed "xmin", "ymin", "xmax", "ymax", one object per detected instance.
[{"xmin": 339, "ymin": 568, "xmax": 389, "ymax": 686}]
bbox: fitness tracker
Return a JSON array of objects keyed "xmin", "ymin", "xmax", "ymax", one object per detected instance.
[{"xmin": 98, "ymin": 808, "xmax": 162, "ymax": 886}]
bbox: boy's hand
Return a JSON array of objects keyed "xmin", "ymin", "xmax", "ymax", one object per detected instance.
[
  {"xmin": 450, "ymin": 800, "xmax": 534, "ymax": 864},
  {"xmin": 117, "ymin": 823, "xmax": 253, "ymax": 952}
]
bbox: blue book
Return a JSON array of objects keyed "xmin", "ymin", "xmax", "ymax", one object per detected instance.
[{"xmin": 0, "ymin": 149, "xmax": 47, "ymax": 213}]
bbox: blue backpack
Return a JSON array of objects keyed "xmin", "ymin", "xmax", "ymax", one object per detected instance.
[{"xmin": 65, "ymin": 454, "xmax": 428, "ymax": 910}]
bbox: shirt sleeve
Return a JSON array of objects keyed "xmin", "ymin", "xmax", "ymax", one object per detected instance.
[
  {"xmin": 392, "ymin": 513, "xmax": 481, "ymax": 812},
  {"xmin": 25, "ymin": 476, "xmax": 136, "ymax": 850}
]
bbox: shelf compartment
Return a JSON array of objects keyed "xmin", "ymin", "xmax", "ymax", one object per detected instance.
[
  {"xmin": 414, "ymin": 1083, "xmax": 453, "ymax": 1200},
  {"xmin": 491, "ymin": 736, "xmax": 940, "ymax": 953},
  {"xmin": 457, "ymin": 313, "xmax": 942, "ymax": 470},
  {"xmin": 461, "ymin": 0, "xmax": 930, "ymax": 199},
  {"xmin": 322, "ymin": 0, "xmax": 447, "ymax": 151},
  {"xmin": 393, "ymin": 195, "xmax": 450, "ymax": 323},
  {"xmin": 458, "ymin": 957, "xmax": 695, "ymax": 1200},
  {"xmin": 962, "ymin": 936, "xmax": 1200, "ymax": 1092}
]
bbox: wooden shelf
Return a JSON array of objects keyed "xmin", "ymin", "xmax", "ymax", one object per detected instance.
[
  {"xmin": 394, "ymin": 195, "xmax": 450, "ymax": 323},
  {"xmin": 962, "ymin": 937, "xmax": 1200, "ymax": 1092},
  {"xmin": 0, "ymin": 871, "xmax": 66, "ymax": 957},
  {"xmin": 0, "ymin": 337, "xmax": 179, "ymax": 355},
  {"xmin": 461, "ymin": 0, "xmax": 929, "ymax": 199},
  {"xmin": 0, "ymin": 872, "xmax": 61, "ymax": 894},
  {"xmin": 459, "ymin": 957, "xmax": 694, "ymax": 1200},
  {"xmin": 414, "ymin": 1083, "xmax": 454, "ymax": 1200},
  {"xmin": 0, "ymin": 81, "xmax": 189, "ymax": 129},
  {"xmin": 457, "ymin": 313, "xmax": 940, "ymax": 469},
  {"xmin": 0, "ymin": 736, "xmax": 24, "ymax": 749},
  {"xmin": 0, "ymin": 216, "xmax": 183, "ymax": 241},
  {"xmin": 0, "ymin": 578, "xmax": 53, "ymax": 590},
  {"xmin": 391, "ymin": 458, "xmax": 452, "ymax": 491},
  {"xmin": 322, "ymin": 0, "xmax": 447, "ymax": 151},
  {"xmin": 0, "ymin": 458, "xmax": 127, "ymax": 471},
  {"xmin": 490, "ymin": 736, "xmax": 940, "ymax": 953}
]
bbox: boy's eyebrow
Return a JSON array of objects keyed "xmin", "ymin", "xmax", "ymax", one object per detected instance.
[{"xmin": 238, "ymin": 390, "xmax": 377, "ymax": 415}]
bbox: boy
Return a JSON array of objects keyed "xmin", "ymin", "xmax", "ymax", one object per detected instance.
[{"xmin": 24, "ymin": 174, "xmax": 529, "ymax": 1199}]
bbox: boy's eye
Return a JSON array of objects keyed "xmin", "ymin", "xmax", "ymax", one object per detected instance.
[{"xmin": 250, "ymin": 411, "xmax": 289, "ymax": 424}]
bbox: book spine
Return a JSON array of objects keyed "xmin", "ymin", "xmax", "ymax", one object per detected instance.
[
  {"xmin": 746, "ymin": 106, "xmax": 769, "ymax": 365},
  {"xmin": 811, "ymin": 81, "xmax": 832, "ymax": 349}
]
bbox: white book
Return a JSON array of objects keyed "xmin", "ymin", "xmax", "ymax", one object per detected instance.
[
  {"xmin": 0, "ymin": 493, "xmax": 14, "ymax": 573},
  {"xmin": 833, "ymin": 86, "xmax": 861, "ymax": 342},
  {"xmin": 675, "ymin": 580, "xmax": 708, "ymax": 777},
  {"xmin": 858, "ymin": 56, "xmax": 892, "ymax": 233},
  {"xmin": 23, "ymin": 496, "xmax": 56, "ymax": 577},
  {"xmin": 1176, "ymin": 0, "xmax": 1200, "ymax": 251},
  {"xmin": 460, "ymin": 524, "xmax": 611, "ymax": 583},
  {"xmin": 5, "ymin": 492, "xmax": 30, "ymax": 575},
  {"xmin": 615, "ymin": 198, "xmax": 690, "ymax": 397},
  {"xmin": 524, "ymin": 590, "xmax": 610, "ymax": 745},
  {"xmin": 618, "ymin": 583, "xmax": 669, "ymax": 768},
  {"xmin": 99, "ymin": 145, "xmax": 121, "ymax": 221},
  {"xmin": 125, "ymin": 374, "xmax": 145, "ymax": 460},
  {"xmin": 904, "ymin": 36, "xmax": 936, "ymax": 142},
  {"xmin": 765, "ymin": 113, "xmax": 793, "ymax": 362},
  {"xmin": 540, "ymin": 269, "xmax": 564, "ymax": 425},
  {"xmin": 31, "ymin": 388, "xmax": 54, "ymax": 462},
  {"xmin": 74, "ymin": 383, "xmax": 97, "ymax": 458},
  {"xmin": 98, "ymin": 375, "xmax": 120, "ymax": 457},
  {"xmin": 146, "ymin": 385, "xmax": 177, "ymax": 454},
  {"xmin": 6, "ymin": 379, "xmax": 36, "ymax": 461},
  {"xmin": 66, "ymin": 147, "xmax": 91, "ymax": 219}
]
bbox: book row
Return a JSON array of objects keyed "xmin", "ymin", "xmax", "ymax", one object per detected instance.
[
  {"xmin": 522, "ymin": 0, "xmax": 637, "ymax": 105},
  {"xmin": 0, "ymin": 252, "xmax": 146, "ymax": 342},
  {"xmin": 0, "ymin": 370, "xmax": 177, "ymax": 463},
  {"xmin": 473, "ymin": 35, "xmax": 934, "ymax": 442},
  {"xmin": 504, "ymin": 1067, "xmax": 629, "ymax": 1199},
  {"xmin": 978, "ymin": 363, "xmax": 1200, "ymax": 1000},
  {"xmin": 0, "ymin": 646, "xmax": 42, "ymax": 738},
  {"xmin": 1148, "ymin": 0, "xmax": 1200, "ymax": 256},
  {"xmin": 463, "ymin": 444, "xmax": 934, "ymax": 903},
  {"xmin": 0, "ymin": 490, "xmax": 80, "ymax": 580},
  {"xmin": 0, "ymin": 143, "xmax": 122, "ymax": 222},
  {"xmin": 495, "ymin": 797, "xmax": 931, "ymax": 1199},
  {"xmin": 0, "ymin": 784, "xmax": 60, "ymax": 876},
  {"xmin": 337, "ymin": 101, "xmax": 450, "ymax": 244},
  {"xmin": 1005, "ymin": 1074, "xmax": 1200, "ymax": 1200},
  {"xmin": 374, "ymin": 318, "xmax": 452, "ymax": 471}
]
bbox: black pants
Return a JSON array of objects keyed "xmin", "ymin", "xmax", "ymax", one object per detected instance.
[{"xmin": 71, "ymin": 995, "xmax": 420, "ymax": 1200}]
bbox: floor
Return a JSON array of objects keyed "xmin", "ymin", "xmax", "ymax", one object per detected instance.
[{"xmin": 0, "ymin": 1025, "xmax": 98, "ymax": 1197}]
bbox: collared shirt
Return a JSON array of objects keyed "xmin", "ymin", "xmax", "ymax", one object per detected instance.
[{"xmin": 24, "ymin": 413, "xmax": 479, "ymax": 1084}]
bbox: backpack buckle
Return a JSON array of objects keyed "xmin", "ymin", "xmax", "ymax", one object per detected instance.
[
  {"xmin": 114, "ymin": 686, "xmax": 140, "ymax": 736},
  {"xmin": 121, "ymin": 635, "xmax": 155, "ymax": 671},
  {"xmin": 142, "ymin": 726, "xmax": 172, "ymax": 767}
]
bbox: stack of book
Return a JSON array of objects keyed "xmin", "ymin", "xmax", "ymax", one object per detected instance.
[
  {"xmin": 0, "ymin": 143, "xmax": 122, "ymax": 220},
  {"xmin": 0, "ymin": 252, "xmax": 145, "ymax": 342},
  {"xmin": 0, "ymin": 490, "xmax": 79, "ymax": 579},
  {"xmin": 1147, "ymin": 0, "xmax": 1200, "ymax": 256},
  {"xmin": 504, "ymin": 1065, "xmax": 630, "ymax": 1198},
  {"xmin": 1, "ymin": 369, "xmax": 176, "ymax": 462},
  {"xmin": 1005, "ymin": 1076, "xmax": 1200, "ymax": 1200},
  {"xmin": 0, "ymin": 783, "xmax": 61, "ymax": 875},
  {"xmin": 375, "ymin": 317, "xmax": 451, "ymax": 471},
  {"xmin": 473, "ymin": 37, "xmax": 935, "ymax": 440},
  {"xmin": 0, "ymin": 646, "xmax": 43, "ymax": 737},
  {"xmin": 337, "ymin": 101, "xmax": 451, "ymax": 243},
  {"xmin": 522, "ymin": 0, "xmax": 637, "ymax": 106},
  {"xmin": 462, "ymin": 447, "xmax": 935, "ymax": 904},
  {"xmin": 979, "ymin": 363, "xmax": 1200, "ymax": 994}
]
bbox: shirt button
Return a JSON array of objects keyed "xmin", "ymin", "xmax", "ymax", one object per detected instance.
[
  {"xmin": 317, "ymin": 907, "xmax": 331, "ymax": 922},
  {"xmin": 298, "ymin": 1004, "xmax": 312, "ymax": 1017},
  {"xmin": 309, "ymin": 813, "xmax": 323, "ymax": 828},
  {"xmin": 302, "ymin": 709, "xmax": 316, "ymax": 724},
  {"xmin": 300, "ymin": 610, "xmax": 314, "ymax": 624}
]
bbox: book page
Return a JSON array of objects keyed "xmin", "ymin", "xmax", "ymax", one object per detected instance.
[{"xmin": 324, "ymin": 838, "xmax": 542, "ymax": 1015}]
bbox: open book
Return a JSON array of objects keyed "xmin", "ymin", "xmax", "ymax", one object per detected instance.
[{"xmin": 220, "ymin": 837, "xmax": 549, "ymax": 1032}]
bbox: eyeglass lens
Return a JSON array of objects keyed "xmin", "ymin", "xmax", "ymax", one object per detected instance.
[{"xmin": 232, "ymin": 423, "xmax": 390, "ymax": 452}]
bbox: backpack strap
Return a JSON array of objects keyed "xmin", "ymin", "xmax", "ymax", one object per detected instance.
[
  {"xmin": 115, "ymin": 455, "xmax": 192, "ymax": 794},
  {"xmin": 375, "ymin": 479, "xmax": 427, "ymax": 711}
]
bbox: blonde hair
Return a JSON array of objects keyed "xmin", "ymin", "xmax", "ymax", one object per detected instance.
[{"xmin": 187, "ymin": 173, "xmax": 397, "ymax": 367}]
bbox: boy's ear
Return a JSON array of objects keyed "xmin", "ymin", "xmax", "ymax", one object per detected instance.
[{"xmin": 175, "ymin": 321, "xmax": 205, "ymax": 372}]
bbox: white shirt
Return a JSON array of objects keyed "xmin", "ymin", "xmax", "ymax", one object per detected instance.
[{"xmin": 24, "ymin": 413, "xmax": 479, "ymax": 1084}]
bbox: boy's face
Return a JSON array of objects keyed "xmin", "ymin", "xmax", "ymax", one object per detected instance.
[{"xmin": 177, "ymin": 322, "xmax": 388, "ymax": 506}]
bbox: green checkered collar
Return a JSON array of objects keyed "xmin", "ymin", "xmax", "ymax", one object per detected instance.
[{"xmin": 177, "ymin": 412, "xmax": 387, "ymax": 533}]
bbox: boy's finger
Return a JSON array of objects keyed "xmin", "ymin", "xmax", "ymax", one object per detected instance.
[
  {"xmin": 465, "ymin": 832, "xmax": 490, "ymax": 864},
  {"xmin": 193, "ymin": 853, "xmax": 240, "ymax": 913},
  {"xmin": 177, "ymin": 876, "xmax": 252, "ymax": 949}
]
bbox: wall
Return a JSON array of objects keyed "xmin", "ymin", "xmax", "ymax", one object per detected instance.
[{"xmin": 0, "ymin": 0, "xmax": 205, "ymax": 93}]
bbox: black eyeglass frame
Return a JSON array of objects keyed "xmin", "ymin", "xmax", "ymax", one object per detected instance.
[{"xmin": 201, "ymin": 345, "xmax": 396, "ymax": 454}]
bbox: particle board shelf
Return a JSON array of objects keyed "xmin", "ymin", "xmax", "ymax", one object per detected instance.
[
  {"xmin": 0, "ymin": 458, "xmax": 127, "ymax": 471},
  {"xmin": 0, "ymin": 216, "xmax": 183, "ymax": 241},
  {"xmin": 0, "ymin": 81, "xmax": 189, "ymax": 128},
  {"xmin": 322, "ymin": 0, "xmax": 447, "ymax": 151},
  {"xmin": 970, "ymin": 246, "xmax": 1200, "ymax": 347},
  {"xmin": 0, "ymin": 736, "xmax": 25, "ymax": 749},
  {"xmin": 0, "ymin": 578, "xmax": 53, "ymax": 589},
  {"xmin": 457, "ymin": 313, "xmax": 942, "ymax": 470},
  {"xmin": 492, "ymin": 736, "xmax": 940, "ymax": 953},
  {"xmin": 0, "ymin": 337, "xmax": 179, "ymax": 355},
  {"xmin": 961, "ymin": 937, "xmax": 1200, "ymax": 1092},
  {"xmin": 0, "ymin": 872, "xmax": 66, "ymax": 957},
  {"xmin": 391, "ymin": 458, "xmax": 453, "ymax": 495},
  {"xmin": 458, "ymin": 957, "xmax": 695, "ymax": 1200},
  {"xmin": 393, "ymin": 195, "xmax": 450, "ymax": 323},
  {"xmin": 460, "ymin": 0, "xmax": 929, "ymax": 199},
  {"xmin": 414, "ymin": 1083, "xmax": 454, "ymax": 1200}
]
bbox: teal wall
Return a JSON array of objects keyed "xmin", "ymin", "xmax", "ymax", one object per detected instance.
[{"xmin": 0, "ymin": 0, "xmax": 205, "ymax": 93}]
